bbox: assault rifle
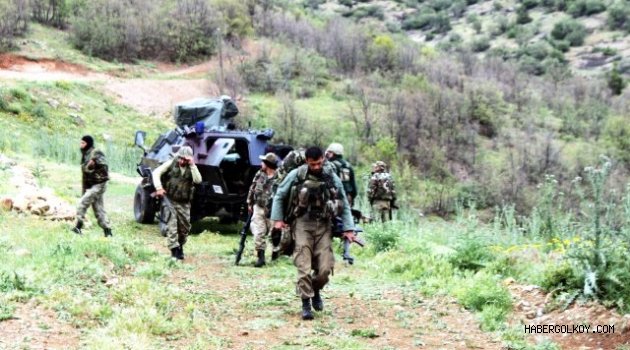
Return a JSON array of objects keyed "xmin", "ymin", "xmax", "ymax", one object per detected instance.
[{"xmin": 234, "ymin": 213, "xmax": 253, "ymax": 265}]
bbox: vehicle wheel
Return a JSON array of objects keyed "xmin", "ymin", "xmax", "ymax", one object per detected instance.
[{"xmin": 134, "ymin": 183, "xmax": 156, "ymax": 224}]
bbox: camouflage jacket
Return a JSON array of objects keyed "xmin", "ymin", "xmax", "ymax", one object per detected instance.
[
  {"xmin": 329, "ymin": 156, "xmax": 357, "ymax": 200},
  {"xmin": 247, "ymin": 169, "xmax": 278, "ymax": 209},
  {"xmin": 368, "ymin": 171, "xmax": 396, "ymax": 201},
  {"xmin": 81, "ymin": 147, "xmax": 109, "ymax": 191}
]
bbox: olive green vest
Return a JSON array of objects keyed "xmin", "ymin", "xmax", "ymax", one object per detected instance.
[{"xmin": 161, "ymin": 161, "xmax": 194, "ymax": 203}]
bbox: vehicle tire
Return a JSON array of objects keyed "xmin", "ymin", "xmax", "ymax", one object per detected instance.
[{"xmin": 134, "ymin": 183, "xmax": 156, "ymax": 224}]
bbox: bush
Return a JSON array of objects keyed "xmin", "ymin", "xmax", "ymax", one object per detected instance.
[
  {"xmin": 607, "ymin": 1, "xmax": 630, "ymax": 31},
  {"xmin": 471, "ymin": 36, "xmax": 491, "ymax": 52},
  {"xmin": 520, "ymin": 0, "xmax": 539, "ymax": 10},
  {"xmin": 454, "ymin": 272, "xmax": 512, "ymax": 330},
  {"xmin": 402, "ymin": 12, "xmax": 435, "ymax": 30},
  {"xmin": 607, "ymin": 64, "xmax": 626, "ymax": 95},
  {"xmin": 516, "ymin": 6, "xmax": 532, "ymax": 24},
  {"xmin": 366, "ymin": 223, "xmax": 401, "ymax": 252},
  {"xmin": 0, "ymin": 0, "xmax": 28, "ymax": 52},
  {"xmin": 71, "ymin": 0, "xmax": 219, "ymax": 62},
  {"xmin": 551, "ymin": 18, "xmax": 587, "ymax": 46},
  {"xmin": 449, "ymin": 233, "xmax": 495, "ymax": 271},
  {"xmin": 567, "ymin": 0, "xmax": 606, "ymax": 17}
]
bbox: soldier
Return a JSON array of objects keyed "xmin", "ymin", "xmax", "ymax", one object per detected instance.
[
  {"xmin": 325, "ymin": 143, "xmax": 357, "ymax": 206},
  {"xmin": 246, "ymin": 152, "xmax": 279, "ymax": 267},
  {"xmin": 152, "ymin": 146, "xmax": 202, "ymax": 260},
  {"xmin": 367, "ymin": 161, "xmax": 397, "ymax": 222},
  {"xmin": 325, "ymin": 142, "xmax": 358, "ymax": 264},
  {"xmin": 271, "ymin": 146, "xmax": 358, "ymax": 320},
  {"xmin": 72, "ymin": 135, "xmax": 113, "ymax": 237}
]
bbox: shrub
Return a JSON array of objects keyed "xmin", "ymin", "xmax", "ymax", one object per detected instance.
[
  {"xmin": 516, "ymin": 6, "xmax": 532, "ymax": 24},
  {"xmin": 607, "ymin": 64, "xmax": 626, "ymax": 95},
  {"xmin": 551, "ymin": 18, "xmax": 587, "ymax": 46},
  {"xmin": 366, "ymin": 223, "xmax": 401, "ymax": 252},
  {"xmin": 454, "ymin": 272, "xmax": 512, "ymax": 330},
  {"xmin": 471, "ymin": 36, "xmax": 491, "ymax": 52},
  {"xmin": 402, "ymin": 12, "xmax": 435, "ymax": 30},
  {"xmin": 0, "ymin": 0, "xmax": 28, "ymax": 52},
  {"xmin": 449, "ymin": 233, "xmax": 495, "ymax": 271},
  {"xmin": 520, "ymin": 0, "xmax": 539, "ymax": 10},
  {"xmin": 71, "ymin": 0, "xmax": 219, "ymax": 62},
  {"xmin": 567, "ymin": 0, "xmax": 606, "ymax": 17},
  {"xmin": 607, "ymin": 1, "xmax": 630, "ymax": 31}
]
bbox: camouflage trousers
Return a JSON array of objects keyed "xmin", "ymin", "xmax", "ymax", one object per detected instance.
[
  {"xmin": 164, "ymin": 200, "xmax": 190, "ymax": 249},
  {"xmin": 251, "ymin": 204, "xmax": 271, "ymax": 251},
  {"xmin": 76, "ymin": 182, "xmax": 111, "ymax": 229},
  {"xmin": 371, "ymin": 199, "xmax": 392, "ymax": 222},
  {"xmin": 293, "ymin": 217, "xmax": 335, "ymax": 299}
]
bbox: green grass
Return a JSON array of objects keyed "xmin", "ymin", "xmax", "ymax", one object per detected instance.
[{"xmin": 0, "ymin": 80, "xmax": 170, "ymax": 175}]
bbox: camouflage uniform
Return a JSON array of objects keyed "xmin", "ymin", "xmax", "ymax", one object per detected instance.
[
  {"xmin": 326, "ymin": 143, "xmax": 357, "ymax": 206},
  {"xmin": 246, "ymin": 169, "xmax": 277, "ymax": 251},
  {"xmin": 76, "ymin": 147, "xmax": 111, "ymax": 232},
  {"xmin": 152, "ymin": 155, "xmax": 202, "ymax": 251},
  {"xmin": 368, "ymin": 161, "xmax": 396, "ymax": 222},
  {"xmin": 271, "ymin": 164, "xmax": 353, "ymax": 299}
]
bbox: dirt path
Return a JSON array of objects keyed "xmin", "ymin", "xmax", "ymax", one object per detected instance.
[
  {"xmin": 0, "ymin": 53, "xmax": 219, "ymax": 116},
  {"xmin": 161, "ymin": 253, "xmax": 501, "ymax": 350}
]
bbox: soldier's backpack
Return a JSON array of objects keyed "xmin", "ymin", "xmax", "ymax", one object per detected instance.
[
  {"xmin": 266, "ymin": 148, "xmax": 306, "ymax": 215},
  {"xmin": 370, "ymin": 172, "xmax": 395, "ymax": 201}
]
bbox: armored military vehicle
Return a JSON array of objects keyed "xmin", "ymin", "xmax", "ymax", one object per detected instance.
[{"xmin": 133, "ymin": 96, "xmax": 274, "ymax": 226}]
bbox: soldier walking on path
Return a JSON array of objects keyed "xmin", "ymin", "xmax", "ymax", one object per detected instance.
[
  {"xmin": 325, "ymin": 142, "xmax": 358, "ymax": 264},
  {"xmin": 152, "ymin": 146, "xmax": 201, "ymax": 260},
  {"xmin": 367, "ymin": 161, "xmax": 397, "ymax": 222},
  {"xmin": 271, "ymin": 146, "xmax": 359, "ymax": 320},
  {"xmin": 72, "ymin": 135, "xmax": 113, "ymax": 237},
  {"xmin": 325, "ymin": 143, "xmax": 357, "ymax": 206},
  {"xmin": 246, "ymin": 152, "xmax": 279, "ymax": 267}
]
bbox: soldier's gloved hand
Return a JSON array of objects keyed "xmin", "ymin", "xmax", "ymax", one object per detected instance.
[
  {"xmin": 154, "ymin": 189, "xmax": 166, "ymax": 198},
  {"xmin": 391, "ymin": 200, "xmax": 399, "ymax": 210},
  {"xmin": 185, "ymin": 156, "xmax": 195, "ymax": 166}
]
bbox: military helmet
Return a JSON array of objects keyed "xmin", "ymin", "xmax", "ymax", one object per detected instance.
[
  {"xmin": 326, "ymin": 142, "xmax": 344, "ymax": 156},
  {"xmin": 259, "ymin": 152, "xmax": 278, "ymax": 164},
  {"xmin": 373, "ymin": 160, "xmax": 387, "ymax": 171},
  {"xmin": 177, "ymin": 146, "xmax": 194, "ymax": 158}
]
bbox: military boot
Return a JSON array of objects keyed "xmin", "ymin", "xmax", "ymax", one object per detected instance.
[
  {"xmin": 301, "ymin": 298, "xmax": 314, "ymax": 320},
  {"xmin": 254, "ymin": 250, "xmax": 266, "ymax": 267},
  {"xmin": 177, "ymin": 245, "xmax": 185, "ymax": 260},
  {"xmin": 103, "ymin": 228, "xmax": 113, "ymax": 237},
  {"xmin": 170, "ymin": 247, "xmax": 179, "ymax": 259},
  {"xmin": 312, "ymin": 289, "xmax": 324, "ymax": 311},
  {"xmin": 71, "ymin": 220, "xmax": 83, "ymax": 235}
]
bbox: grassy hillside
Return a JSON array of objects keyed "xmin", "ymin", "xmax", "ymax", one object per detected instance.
[
  {"xmin": 1, "ymin": 2, "xmax": 630, "ymax": 349},
  {"xmin": 313, "ymin": 0, "xmax": 630, "ymax": 77}
]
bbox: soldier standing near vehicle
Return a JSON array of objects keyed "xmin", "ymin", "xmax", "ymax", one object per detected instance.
[
  {"xmin": 72, "ymin": 135, "xmax": 113, "ymax": 237},
  {"xmin": 325, "ymin": 142, "xmax": 358, "ymax": 264},
  {"xmin": 271, "ymin": 146, "xmax": 358, "ymax": 320},
  {"xmin": 152, "ymin": 146, "xmax": 201, "ymax": 260},
  {"xmin": 367, "ymin": 161, "xmax": 397, "ymax": 222},
  {"xmin": 246, "ymin": 152, "xmax": 279, "ymax": 267}
]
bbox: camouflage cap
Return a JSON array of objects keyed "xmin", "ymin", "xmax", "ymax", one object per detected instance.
[
  {"xmin": 177, "ymin": 146, "xmax": 194, "ymax": 158},
  {"xmin": 326, "ymin": 142, "xmax": 344, "ymax": 156},
  {"xmin": 259, "ymin": 152, "xmax": 278, "ymax": 165}
]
